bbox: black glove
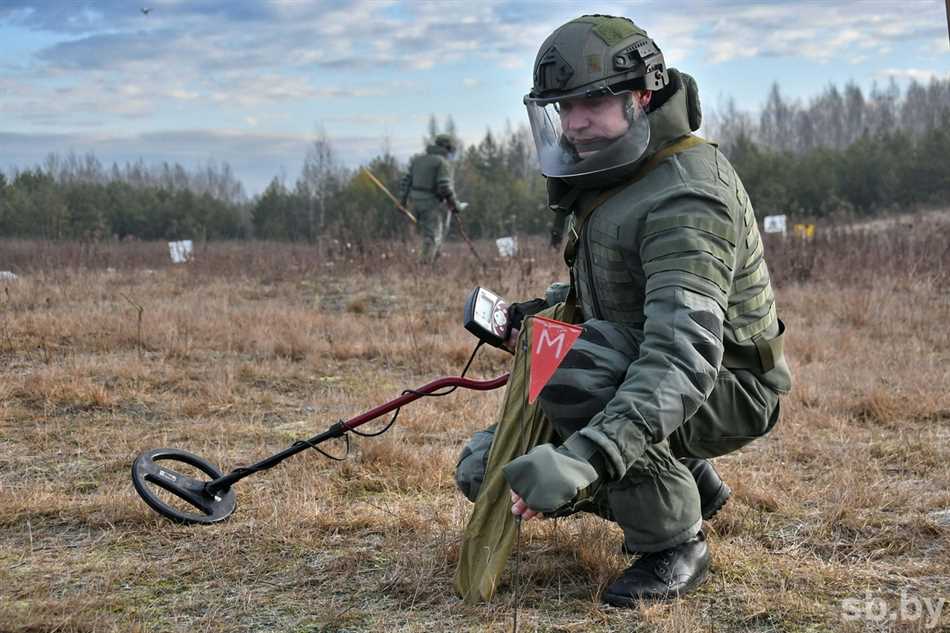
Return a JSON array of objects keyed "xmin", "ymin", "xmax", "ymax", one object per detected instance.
[
  {"xmin": 550, "ymin": 229, "xmax": 563, "ymax": 248},
  {"xmin": 507, "ymin": 298, "xmax": 548, "ymax": 334}
]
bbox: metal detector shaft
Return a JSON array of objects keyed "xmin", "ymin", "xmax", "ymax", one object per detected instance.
[
  {"xmin": 452, "ymin": 213, "xmax": 486, "ymax": 266},
  {"xmin": 205, "ymin": 373, "xmax": 509, "ymax": 494}
]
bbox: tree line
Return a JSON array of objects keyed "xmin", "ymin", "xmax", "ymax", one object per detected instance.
[
  {"xmin": 0, "ymin": 155, "xmax": 248, "ymax": 241},
  {"xmin": 706, "ymin": 77, "xmax": 950, "ymax": 217},
  {"xmin": 1, "ymin": 77, "xmax": 947, "ymax": 243}
]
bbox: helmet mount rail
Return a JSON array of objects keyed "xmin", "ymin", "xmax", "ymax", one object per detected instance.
[{"xmin": 132, "ymin": 373, "xmax": 509, "ymax": 525}]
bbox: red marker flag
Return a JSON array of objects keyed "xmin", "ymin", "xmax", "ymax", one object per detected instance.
[{"xmin": 528, "ymin": 316, "xmax": 583, "ymax": 404}]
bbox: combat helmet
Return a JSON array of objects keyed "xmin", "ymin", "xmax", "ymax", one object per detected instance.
[
  {"xmin": 433, "ymin": 133, "xmax": 457, "ymax": 156},
  {"xmin": 524, "ymin": 15, "xmax": 669, "ymax": 180}
]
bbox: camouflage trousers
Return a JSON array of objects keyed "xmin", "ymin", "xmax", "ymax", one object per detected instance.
[
  {"xmin": 455, "ymin": 317, "xmax": 781, "ymax": 553},
  {"xmin": 412, "ymin": 198, "xmax": 446, "ymax": 264}
]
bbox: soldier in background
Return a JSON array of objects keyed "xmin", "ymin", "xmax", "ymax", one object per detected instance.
[{"xmin": 399, "ymin": 134, "xmax": 461, "ymax": 264}]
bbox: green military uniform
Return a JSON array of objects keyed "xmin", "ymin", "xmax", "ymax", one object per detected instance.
[
  {"xmin": 399, "ymin": 135, "xmax": 458, "ymax": 264},
  {"xmin": 455, "ymin": 14, "xmax": 790, "ymax": 603},
  {"xmin": 503, "ymin": 66, "xmax": 792, "ymax": 551}
]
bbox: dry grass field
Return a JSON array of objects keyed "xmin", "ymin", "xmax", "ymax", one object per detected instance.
[{"xmin": 1, "ymin": 222, "xmax": 949, "ymax": 633}]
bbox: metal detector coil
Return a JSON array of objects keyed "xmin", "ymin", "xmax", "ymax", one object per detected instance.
[{"xmin": 132, "ymin": 448, "xmax": 237, "ymax": 524}]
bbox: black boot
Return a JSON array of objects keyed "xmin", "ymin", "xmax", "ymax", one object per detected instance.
[
  {"xmin": 681, "ymin": 457, "xmax": 731, "ymax": 520},
  {"xmin": 603, "ymin": 532, "xmax": 710, "ymax": 606}
]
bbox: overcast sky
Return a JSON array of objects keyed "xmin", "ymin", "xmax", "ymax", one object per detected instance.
[{"xmin": 1, "ymin": 0, "xmax": 948, "ymax": 195}]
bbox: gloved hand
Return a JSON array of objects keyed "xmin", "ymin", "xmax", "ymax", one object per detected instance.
[
  {"xmin": 550, "ymin": 228, "xmax": 563, "ymax": 248},
  {"xmin": 507, "ymin": 298, "xmax": 547, "ymax": 332},
  {"xmin": 500, "ymin": 297, "xmax": 548, "ymax": 353},
  {"xmin": 502, "ymin": 435, "xmax": 606, "ymax": 515}
]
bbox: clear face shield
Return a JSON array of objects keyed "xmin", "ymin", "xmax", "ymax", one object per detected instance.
[{"xmin": 524, "ymin": 87, "xmax": 650, "ymax": 178}]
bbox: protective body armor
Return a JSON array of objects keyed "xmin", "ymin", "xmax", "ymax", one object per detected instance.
[
  {"xmin": 402, "ymin": 144, "xmax": 456, "ymax": 203},
  {"xmin": 521, "ymin": 68, "xmax": 792, "ymax": 490},
  {"xmin": 568, "ymin": 70, "xmax": 790, "ymax": 395}
]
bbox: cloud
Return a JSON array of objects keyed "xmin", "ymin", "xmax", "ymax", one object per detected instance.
[
  {"xmin": 0, "ymin": 0, "xmax": 290, "ymax": 33},
  {"xmin": 6, "ymin": 1, "xmax": 947, "ymax": 76},
  {"xmin": 0, "ymin": 0, "xmax": 560, "ymax": 127},
  {"xmin": 35, "ymin": 31, "xmax": 167, "ymax": 70},
  {"xmin": 671, "ymin": 1, "xmax": 947, "ymax": 64},
  {"xmin": 0, "ymin": 75, "xmax": 156, "ymax": 124},
  {"xmin": 926, "ymin": 37, "xmax": 950, "ymax": 55},
  {"xmin": 877, "ymin": 68, "xmax": 950, "ymax": 83},
  {"xmin": 15, "ymin": 0, "xmax": 545, "ymax": 74},
  {"xmin": 2, "ymin": 0, "xmax": 946, "ymax": 192},
  {"xmin": 208, "ymin": 74, "xmax": 319, "ymax": 107}
]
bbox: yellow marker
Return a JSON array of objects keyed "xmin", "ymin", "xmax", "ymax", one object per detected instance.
[{"xmin": 793, "ymin": 223, "xmax": 815, "ymax": 239}]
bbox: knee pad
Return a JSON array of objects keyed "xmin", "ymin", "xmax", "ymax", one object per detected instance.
[{"xmin": 454, "ymin": 426, "xmax": 496, "ymax": 502}]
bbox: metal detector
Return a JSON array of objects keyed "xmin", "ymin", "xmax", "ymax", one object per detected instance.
[
  {"xmin": 132, "ymin": 288, "xmax": 514, "ymax": 525},
  {"xmin": 132, "ymin": 373, "xmax": 508, "ymax": 524}
]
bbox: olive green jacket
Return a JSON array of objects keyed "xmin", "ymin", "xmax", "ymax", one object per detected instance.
[
  {"xmin": 504, "ymin": 69, "xmax": 791, "ymax": 514},
  {"xmin": 398, "ymin": 144, "xmax": 457, "ymax": 206}
]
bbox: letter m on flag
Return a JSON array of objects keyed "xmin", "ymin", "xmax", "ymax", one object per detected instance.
[{"xmin": 528, "ymin": 316, "xmax": 583, "ymax": 404}]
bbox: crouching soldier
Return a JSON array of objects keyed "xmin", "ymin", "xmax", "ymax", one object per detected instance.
[{"xmin": 454, "ymin": 14, "xmax": 791, "ymax": 606}]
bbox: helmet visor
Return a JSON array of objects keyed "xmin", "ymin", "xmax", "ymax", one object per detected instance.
[{"xmin": 524, "ymin": 90, "xmax": 650, "ymax": 178}]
